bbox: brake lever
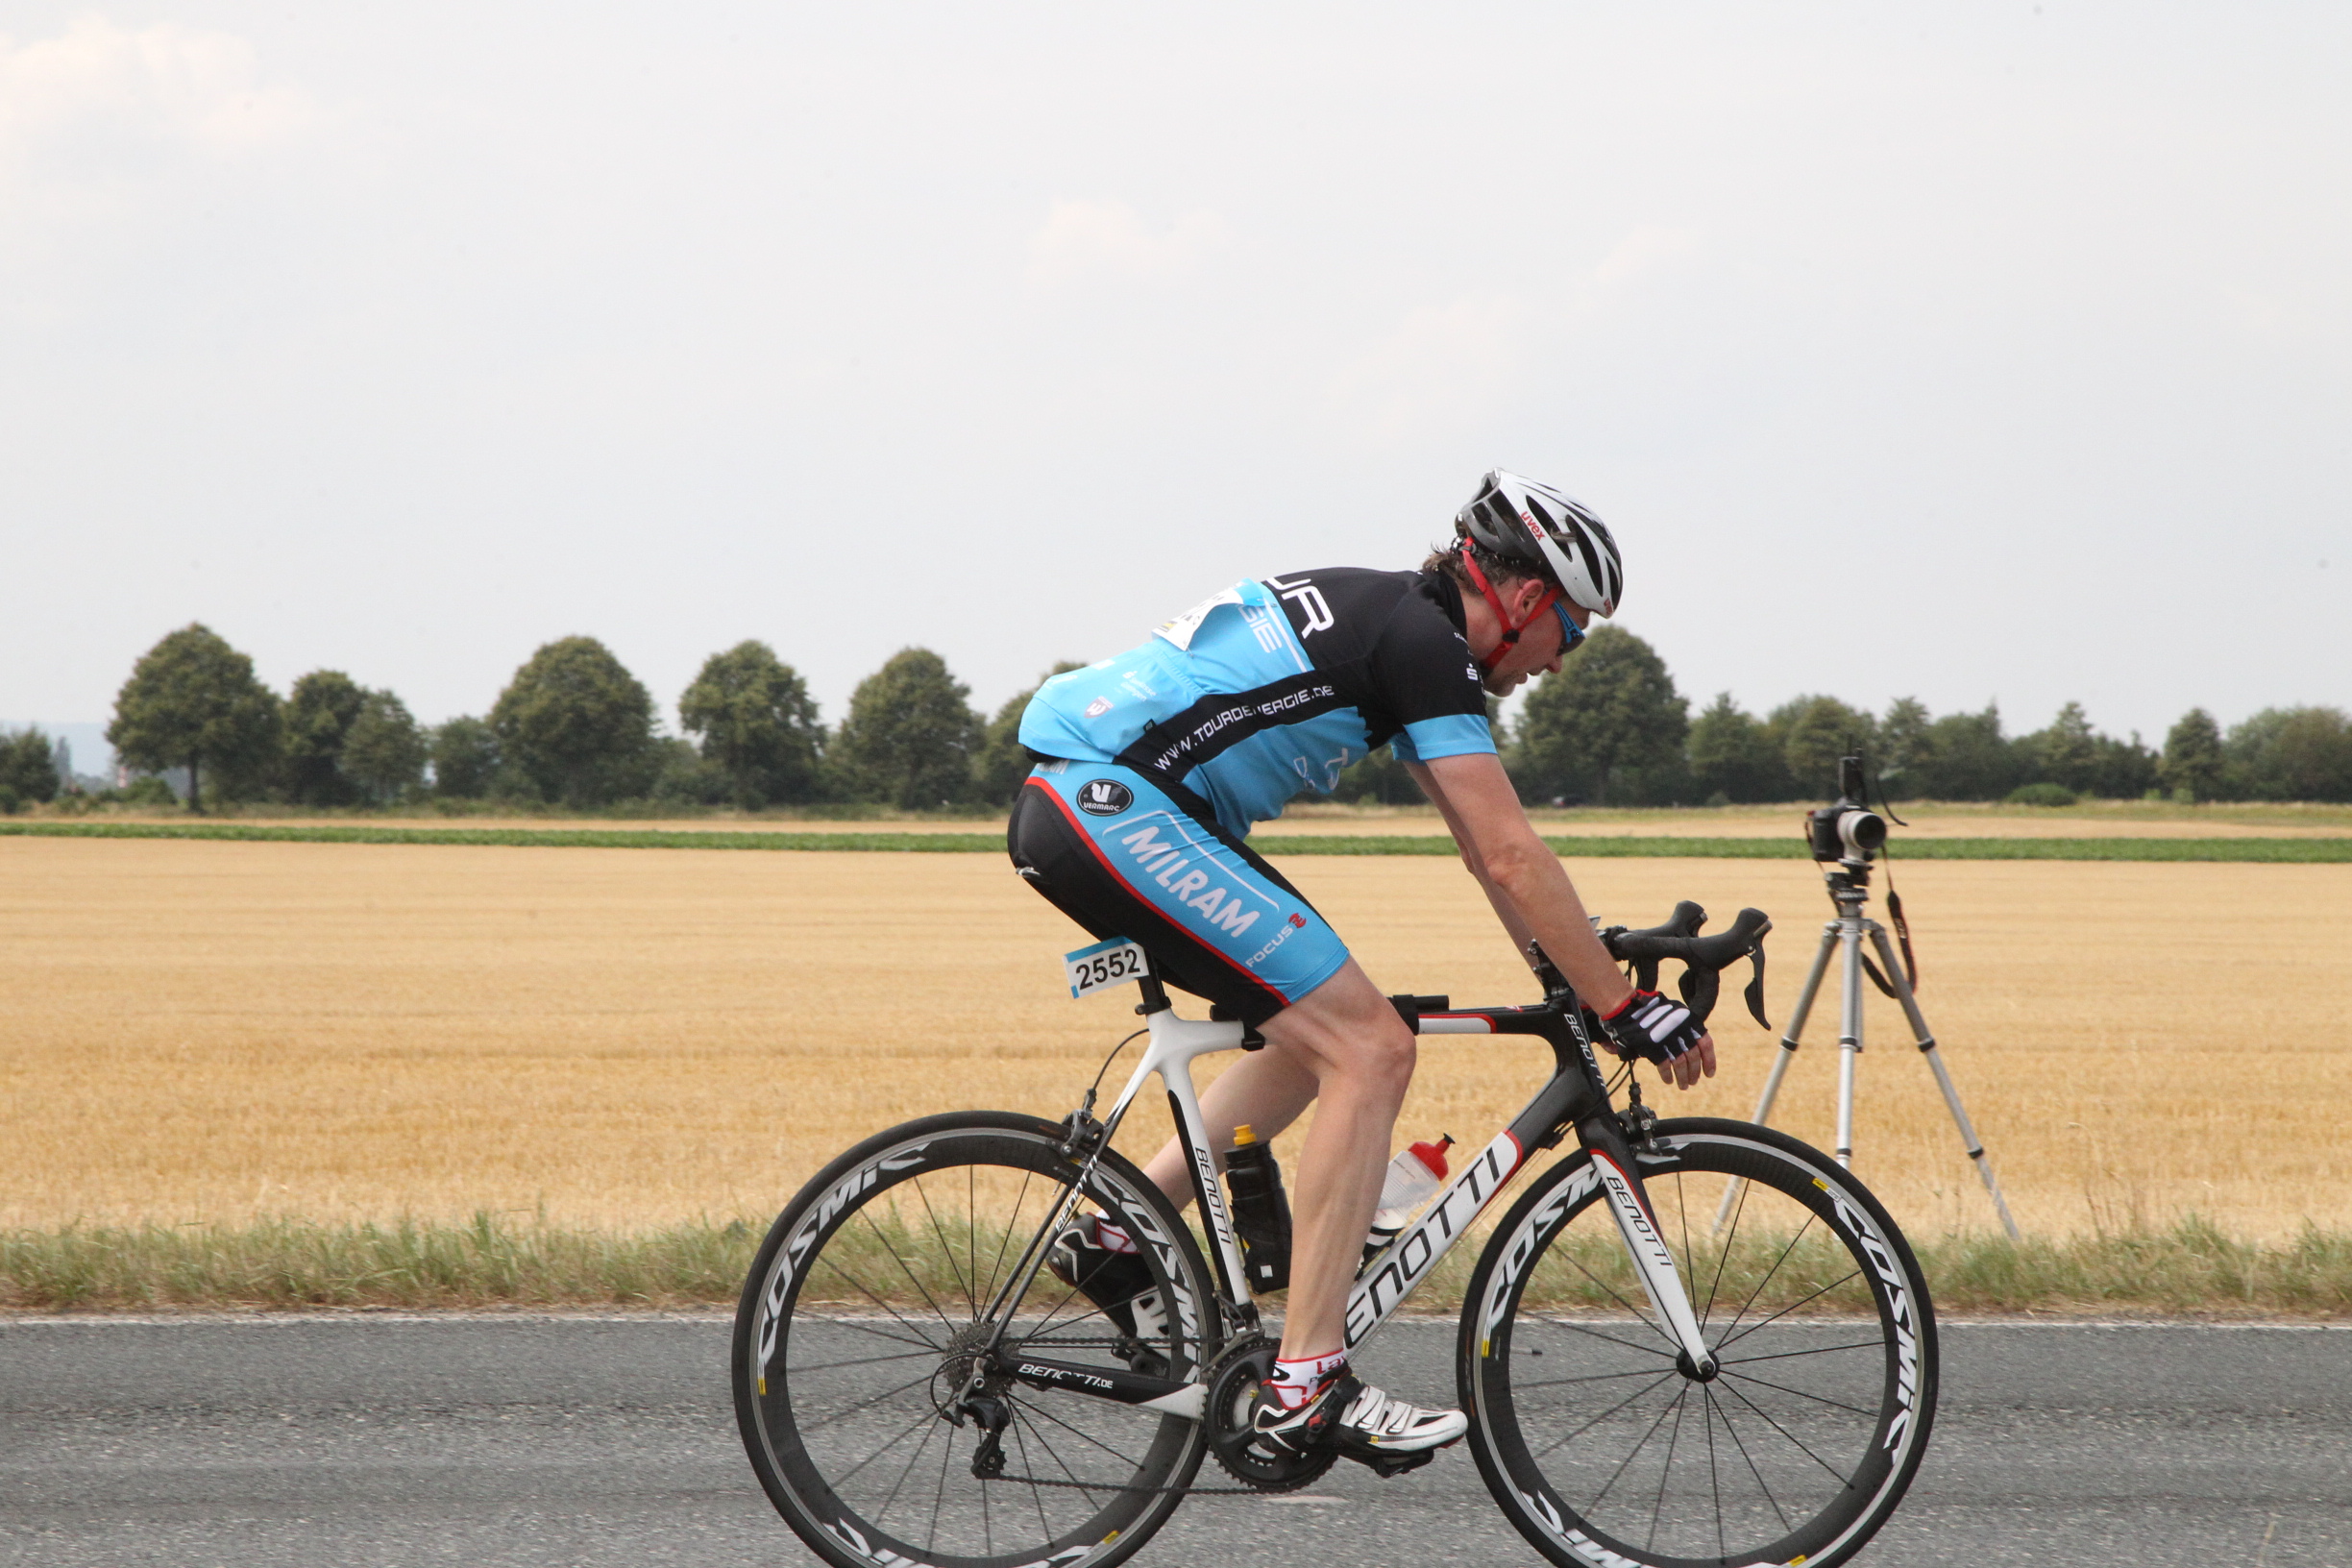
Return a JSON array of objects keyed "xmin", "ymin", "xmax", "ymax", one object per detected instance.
[{"xmin": 1743, "ymin": 943, "xmax": 1772, "ymax": 1031}]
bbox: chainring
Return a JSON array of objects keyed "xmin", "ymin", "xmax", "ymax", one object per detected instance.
[{"xmin": 1203, "ymin": 1335, "xmax": 1337, "ymax": 1491}]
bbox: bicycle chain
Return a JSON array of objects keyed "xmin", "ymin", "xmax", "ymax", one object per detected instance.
[{"xmin": 978, "ymin": 1472, "xmax": 1278, "ymax": 1496}]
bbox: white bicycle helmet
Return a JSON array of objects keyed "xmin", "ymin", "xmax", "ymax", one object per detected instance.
[{"xmin": 1457, "ymin": 469, "xmax": 1624, "ymax": 619}]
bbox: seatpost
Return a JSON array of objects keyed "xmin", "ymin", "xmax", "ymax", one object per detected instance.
[{"xmin": 1134, "ymin": 971, "xmax": 1173, "ymax": 1016}]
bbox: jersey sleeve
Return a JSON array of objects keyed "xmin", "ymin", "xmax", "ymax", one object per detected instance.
[
  {"xmin": 1391, "ymin": 712, "xmax": 1494, "ymax": 763},
  {"xmin": 1370, "ymin": 578, "xmax": 1495, "ymax": 763}
]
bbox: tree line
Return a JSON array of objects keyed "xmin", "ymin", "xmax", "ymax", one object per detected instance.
[{"xmin": 5, "ymin": 621, "xmax": 2346, "ymax": 815}]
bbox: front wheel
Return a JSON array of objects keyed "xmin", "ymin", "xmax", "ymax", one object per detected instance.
[
  {"xmin": 733, "ymin": 1112, "xmax": 1217, "ymax": 1568},
  {"xmin": 1458, "ymin": 1117, "xmax": 1937, "ymax": 1568}
]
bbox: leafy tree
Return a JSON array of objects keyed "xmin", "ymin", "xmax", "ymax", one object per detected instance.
[
  {"xmin": 1910, "ymin": 704, "xmax": 2016, "ymax": 801},
  {"xmin": 107, "ymin": 624, "xmax": 282, "ymax": 811},
  {"xmin": 282, "ymin": 670, "xmax": 369, "ymax": 805},
  {"xmin": 832, "ymin": 648, "xmax": 985, "ymax": 809},
  {"xmin": 677, "ymin": 641, "xmax": 825, "ymax": 808},
  {"xmin": 2159, "ymin": 708, "xmax": 2226, "ymax": 802},
  {"xmin": 1510, "ymin": 626, "xmax": 1689, "ymax": 806},
  {"xmin": 2017, "ymin": 702, "xmax": 2099, "ymax": 793},
  {"xmin": 0, "ymin": 727, "xmax": 61, "ymax": 812},
  {"xmin": 1331, "ymin": 744, "xmax": 1426, "ymax": 805},
  {"xmin": 429, "ymin": 717, "xmax": 502, "ymax": 799},
  {"xmin": 341, "ymin": 690, "xmax": 429, "ymax": 803},
  {"xmin": 2226, "ymin": 707, "xmax": 2352, "ymax": 802},
  {"xmin": 1770, "ymin": 696, "xmax": 1876, "ymax": 800},
  {"xmin": 973, "ymin": 661, "xmax": 1087, "ymax": 805},
  {"xmin": 651, "ymin": 736, "xmax": 732, "ymax": 804},
  {"xmin": 489, "ymin": 637, "xmax": 661, "ymax": 806},
  {"xmin": 1686, "ymin": 694, "xmax": 1789, "ymax": 804},
  {"xmin": 1874, "ymin": 698, "xmax": 1933, "ymax": 801},
  {"xmin": 2084, "ymin": 731, "xmax": 2159, "ymax": 799}
]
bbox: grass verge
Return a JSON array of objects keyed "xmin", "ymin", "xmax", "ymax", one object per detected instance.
[
  {"xmin": 5, "ymin": 819, "xmax": 2348, "ymax": 861},
  {"xmin": 7, "ymin": 1213, "xmax": 2347, "ymax": 1315}
]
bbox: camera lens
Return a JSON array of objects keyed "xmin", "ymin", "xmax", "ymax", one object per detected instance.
[{"xmin": 1838, "ymin": 809, "xmax": 1887, "ymax": 856}]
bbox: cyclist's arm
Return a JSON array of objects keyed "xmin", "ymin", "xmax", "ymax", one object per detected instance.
[
  {"xmin": 1411, "ymin": 752, "xmax": 1715, "ymax": 1087},
  {"xmin": 1407, "ymin": 753, "xmax": 1634, "ymax": 1014},
  {"xmin": 1408, "ymin": 757, "xmax": 1540, "ymax": 958}
]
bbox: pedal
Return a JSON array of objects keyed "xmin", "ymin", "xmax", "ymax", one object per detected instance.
[{"xmin": 1350, "ymin": 1445, "xmax": 1438, "ymax": 1480}]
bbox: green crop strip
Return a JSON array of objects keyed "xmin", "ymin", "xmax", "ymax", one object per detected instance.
[{"xmin": 5, "ymin": 820, "xmax": 2348, "ymax": 862}]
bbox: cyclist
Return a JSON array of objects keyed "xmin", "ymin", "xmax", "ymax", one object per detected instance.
[{"xmin": 1006, "ymin": 470, "xmax": 1714, "ymax": 1470}]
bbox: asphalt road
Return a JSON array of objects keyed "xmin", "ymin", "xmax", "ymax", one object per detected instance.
[{"xmin": 3, "ymin": 1315, "xmax": 2346, "ymax": 1567}]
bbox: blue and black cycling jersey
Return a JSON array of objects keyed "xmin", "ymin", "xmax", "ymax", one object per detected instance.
[{"xmin": 1019, "ymin": 567, "xmax": 1495, "ymax": 840}]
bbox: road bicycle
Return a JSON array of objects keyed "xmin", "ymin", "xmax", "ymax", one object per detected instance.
[{"xmin": 733, "ymin": 901, "xmax": 1939, "ymax": 1568}]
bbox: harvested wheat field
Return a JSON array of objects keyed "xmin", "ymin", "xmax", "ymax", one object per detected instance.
[{"xmin": 3, "ymin": 835, "xmax": 2347, "ymax": 1242}]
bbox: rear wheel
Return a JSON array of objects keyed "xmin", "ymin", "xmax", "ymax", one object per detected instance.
[
  {"xmin": 734, "ymin": 1112, "xmax": 1216, "ymax": 1568},
  {"xmin": 1459, "ymin": 1118, "xmax": 1937, "ymax": 1568}
]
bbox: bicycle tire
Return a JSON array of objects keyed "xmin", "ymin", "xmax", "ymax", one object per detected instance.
[
  {"xmin": 1458, "ymin": 1117, "xmax": 1937, "ymax": 1568},
  {"xmin": 733, "ymin": 1111, "xmax": 1216, "ymax": 1568}
]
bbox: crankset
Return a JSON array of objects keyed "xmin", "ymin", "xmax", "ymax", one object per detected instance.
[{"xmin": 1203, "ymin": 1335, "xmax": 1337, "ymax": 1491}]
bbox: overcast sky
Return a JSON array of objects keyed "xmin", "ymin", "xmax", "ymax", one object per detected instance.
[{"xmin": 4, "ymin": 3, "xmax": 2345, "ymax": 769}]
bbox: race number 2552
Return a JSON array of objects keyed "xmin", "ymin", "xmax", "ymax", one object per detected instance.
[{"xmin": 1065, "ymin": 938, "xmax": 1149, "ymax": 1000}]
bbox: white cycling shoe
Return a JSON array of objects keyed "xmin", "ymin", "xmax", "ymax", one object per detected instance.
[{"xmin": 1251, "ymin": 1371, "xmax": 1468, "ymax": 1469}]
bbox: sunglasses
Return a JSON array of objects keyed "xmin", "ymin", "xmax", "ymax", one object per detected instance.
[{"xmin": 1551, "ymin": 600, "xmax": 1586, "ymax": 655}]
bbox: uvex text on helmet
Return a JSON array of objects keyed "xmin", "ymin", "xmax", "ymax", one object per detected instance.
[{"xmin": 1456, "ymin": 469, "xmax": 1624, "ymax": 618}]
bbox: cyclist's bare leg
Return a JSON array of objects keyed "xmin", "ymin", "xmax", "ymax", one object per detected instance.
[
  {"xmin": 1136, "ymin": 960, "xmax": 1413, "ymax": 1360},
  {"xmin": 1139, "ymin": 1048, "xmax": 1317, "ymax": 1204}
]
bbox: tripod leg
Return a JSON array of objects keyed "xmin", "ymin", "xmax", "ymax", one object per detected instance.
[
  {"xmin": 1868, "ymin": 924, "xmax": 2022, "ymax": 1241},
  {"xmin": 1713, "ymin": 922, "xmax": 1838, "ymax": 1234},
  {"xmin": 1835, "ymin": 922, "xmax": 1865, "ymax": 1169},
  {"xmin": 1748, "ymin": 922, "xmax": 1838, "ymax": 1129}
]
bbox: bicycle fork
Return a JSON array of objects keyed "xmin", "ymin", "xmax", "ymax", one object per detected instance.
[{"xmin": 1578, "ymin": 1107, "xmax": 1718, "ymax": 1378}]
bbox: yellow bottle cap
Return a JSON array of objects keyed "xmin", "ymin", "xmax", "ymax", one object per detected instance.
[{"xmin": 1233, "ymin": 1124, "xmax": 1256, "ymax": 1145}]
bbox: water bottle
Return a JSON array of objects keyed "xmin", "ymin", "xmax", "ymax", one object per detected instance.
[
  {"xmin": 1362, "ymin": 1135, "xmax": 1454, "ymax": 1267},
  {"xmin": 1223, "ymin": 1124, "xmax": 1292, "ymax": 1292}
]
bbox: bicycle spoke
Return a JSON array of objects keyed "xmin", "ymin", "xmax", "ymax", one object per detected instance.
[
  {"xmin": 1646, "ymin": 1381, "xmax": 1690, "ymax": 1551},
  {"xmin": 982, "ymin": 1165, "xmax": 1040, "ymax": 1307},
  {"xmin": 1713, "ymin": 1378, "xmax": 1854, "ymax": 1482},
  {"xmin": 1702, "ymin": 1162, "xmax": 1754, "ymax": 1328},
  {"xmin": 927, "ymin": 1409, "xmax": 955, "ymax": 1554},
  {"xmin": 1511, "ymin": 1364, "xmax": 1690, "ymax": 1392},
  {"xmin": 870, "ymin": 1403, "xmax": 944, "ymax": 1529},
  {"xmin": 1713, "ymin": 1267, "xmax": 1868, "ymax": 1355},
  {"xmin": 1008, "ymin": 1390, "xmax": 1154, "ymax": 1473},
  {"xmin": 816, "ymin": 1404, "xmax": 941, "ymax": 1490},
  {"xmin": 812, "ymin": 1254, "xmax": 952, "ymax": 1351},
  {"xmin": 785, "ymin": 1344, "xmax": 941, "ymax": 1375},
  {"xmin": 1584, "ymin": 1381, "xmax": 1687, "ymax": 1516},
  {"xmin": 1705, "ymin": 1384, "xmax": 1794, "ymax": 1533},
  {"xmin": 1527, "ymin": 1314, "xmax": 1682, "ymax": 1362},
  {"xmin": 790, "ymin": 1368, "xmax": 940, "ymax": 1439},
  {"xmin": 1720, "ymin": 1337, "xmax": 1887, "ymax": 1368},
  {"xmin": 1009, "ymin": 1419, "xmax": 1057, "ymax": 1542},
  {"xmin": 909, "ymin": 1175, "xmax": 976, "ymax": 1313},
  {"xmin": 1717, "ymin": 1367, "xmax": 1880, "ymax": 1420},
  {"xmin": 1005, "ymin": 1394, "xmax": 1115, "ymax": 1506},
  {"xmin": 1530, "ymin": 1241, "xmax": 1679, "ymax": 1352},
  {"xmin": 861, "ymin": 1207, "xmax": 959, "ymax": 1332},
  {"xmin": 1715, "ymin": 1212, "xmax": 1823, "ymax": 1344},
  {"xmin": 791, "ymin": 1311, "xmax": 941, "ymax": 1356},
  {"xmin": 1531, "ymin": 1367, "xmax": 1681, "ymax": 1462},
  {"xmin": 1705, "ymin": 1380, "xmax": 1726, "ymax": 1558}
]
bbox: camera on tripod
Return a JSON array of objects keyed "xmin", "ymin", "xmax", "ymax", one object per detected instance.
[{"xmin": 1805, "ymin": 755, "xmax": 1888, "ymax": 865}]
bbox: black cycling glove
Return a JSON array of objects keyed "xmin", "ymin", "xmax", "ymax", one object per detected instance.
[{"xmin": 1599, "ymin": 989, "xmax": 1705, "ymax": 1066}]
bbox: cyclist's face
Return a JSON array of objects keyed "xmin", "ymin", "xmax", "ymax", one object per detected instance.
[{"xmin": 1482, "ymin": 597, "xmax": 1591, "ymax": 698}]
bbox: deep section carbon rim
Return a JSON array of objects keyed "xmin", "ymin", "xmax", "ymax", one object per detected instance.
[
  {"xmin": 733, "ymin": 1114, "xmax": 1213, "ymax": 1568},
  {"xmin": 1462, "ymin": 1119, "xmax": 1937, "ymax": 1568}
]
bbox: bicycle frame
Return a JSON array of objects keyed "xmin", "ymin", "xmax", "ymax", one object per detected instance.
[{"xmin": 1023, "ymin": 979, "xmax": 1718, "ymax": 1407}]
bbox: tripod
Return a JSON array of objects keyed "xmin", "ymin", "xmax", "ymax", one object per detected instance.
[{"xmin": 1714, "ymin": 855, "xmax": 2021, "ymax": 1240}]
